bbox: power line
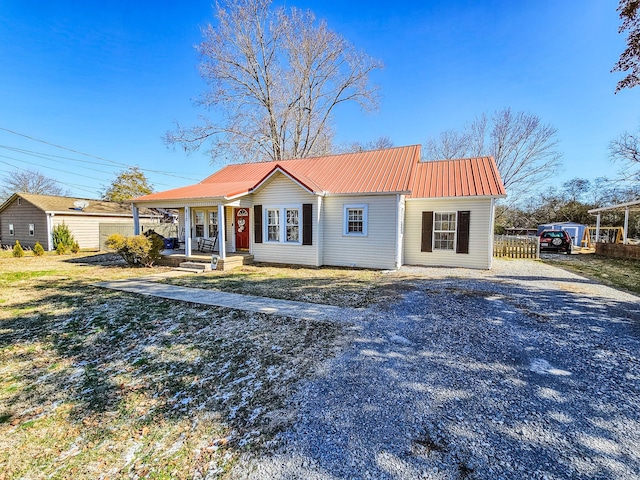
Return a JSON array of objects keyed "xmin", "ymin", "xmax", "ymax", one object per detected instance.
[
  {"xmin": 0, "ymin": 127, "xmax": 209, "ymax": 182},
  {"xmin": 0, "ymin": 159, "xmax": 101, "ymax": 196}
]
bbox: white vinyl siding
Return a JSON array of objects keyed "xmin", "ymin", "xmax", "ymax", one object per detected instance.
[
  {"xmin": 323, "ymin": 195, "xmax": 398, "ymax": 270},
  {"xmin": 251, "ymin": 172, "xmax": 318, "ymax": 266},
  {"xmin": 404, "ymin": 197, "xmax": 494, "ymax": 269}
]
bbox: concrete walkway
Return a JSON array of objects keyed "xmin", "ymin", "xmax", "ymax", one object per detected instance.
[{"xmin": 96, "ymin": 276, "xmax": 366, "ymax": 323}]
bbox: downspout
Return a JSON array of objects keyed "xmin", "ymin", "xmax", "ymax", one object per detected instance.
[
  {"xmin": 395, "ymin": 194, "xmax": 404, "ymax": 269},
  {"xmin": 624, "ymin": 207, "xmax": 629, "ymax": 245},
  {"xmin": 46, "ymin": 213, "xmax": 54, "ymax": 251},
  {"xmin": 488, "ymin": 198, "xmax": 496, "ymax": 269},
  {"xmin": 595, "ymin": 214, "xmax": 601, "ymax": 247}
]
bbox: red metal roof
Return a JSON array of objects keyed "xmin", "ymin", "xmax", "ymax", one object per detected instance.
[
  {"xmin": 133, "ymin": 147, "xmax": 506, "ymax": 202},
  {"xmin": 408, "ymin": 157, "xmax": 506, "ymax": 198}
]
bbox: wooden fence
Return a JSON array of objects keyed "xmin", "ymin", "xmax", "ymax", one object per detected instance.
[
  {"xmin": 493, "ymin": 235, "xmax": 539, "ymax": 259},
  {"xmin": 99, "ymin": 223, "xmax": 179, "ymax": 250}
]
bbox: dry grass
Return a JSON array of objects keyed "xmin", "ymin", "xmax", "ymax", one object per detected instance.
[
  {"xmin": 0, "ymin": 252, "xmax": 346, "ymax": 479},
  {"xmin": 162, "ymin": 264, "xmax": 400, "ymax": 307},
  {"xmin": 541, "ymin": 254, "xmax": 640, "ymax": 296}
]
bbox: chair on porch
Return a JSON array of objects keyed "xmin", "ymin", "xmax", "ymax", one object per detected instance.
[{"xmin": 197, "ymin": 228, "xmax": 218, "ymax": 252}]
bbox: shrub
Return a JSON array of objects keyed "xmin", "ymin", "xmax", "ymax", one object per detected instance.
[
  {"xmin": 106, "ymin": 232, "xmax": 163, "ymax": 267},
  {"xmin": 71, "ymin": 241, "xmax": 80, "ymax": 254},
  {"xmin": 13, "ymin": 241, "xmax": 24, "ymax": 258},
  {"xmin": 52, "ymin": 222, "xmax": 77, "ymax": 254},
  {"xmin": 33, "ymin": 242, "xmax": 45, "ymax": 256}
]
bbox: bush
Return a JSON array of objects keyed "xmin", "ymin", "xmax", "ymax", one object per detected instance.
[
  {"xmin": 52, "ymin": 222, "xmax": 77, "ymax": 254},
  {"xmin": 33, "ymin": 242, "xmax": 45, "ymax": 256},
  {"xmin": 13, "ymin": 241, "xmax": 24, "ymax": 258},
  {"xmin": 71, "ymin": 241, "xmax": 80, "ymax": 254},
  {"xmin": 106, "ymin": 232, "xmax": 163, "ymax": 267}
]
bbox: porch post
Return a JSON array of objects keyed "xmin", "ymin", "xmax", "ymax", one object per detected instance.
[
  {"xmin": 623, "ymin": 207, "xmax": 629, "ymax": 245},
  {"xmin": 595, "ymin": 214, "xmax": 601, "ymax": 245},
  {"xmin": 218, "ymin": 203, "xmax": 226, "ymax": 260},
  {"xmin": 132, "ymin": 205, "xmax": 140, "ymax": 235},
  {"xmin": 184, "ymin": 206, "xmax": 192, "ymax": 258}
]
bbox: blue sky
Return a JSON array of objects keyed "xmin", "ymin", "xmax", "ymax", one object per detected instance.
[{"xmin": 1, "ymin": 0, "xmax": 638, "ymax": 198}]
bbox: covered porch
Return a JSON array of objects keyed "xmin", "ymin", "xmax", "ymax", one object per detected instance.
[{"xmin": 132, "ymin": 199, "xmax": 253, "ymax": 267}]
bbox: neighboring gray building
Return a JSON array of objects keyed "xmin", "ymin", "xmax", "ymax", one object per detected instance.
[{"xmin": 0, "ymin": 193, "xmax": 160, "ymax": 251}]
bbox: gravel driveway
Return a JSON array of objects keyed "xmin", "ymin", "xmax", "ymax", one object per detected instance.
[{"xmin": 230, "ymin": 259, "xmax": 640, "ymax": 480}]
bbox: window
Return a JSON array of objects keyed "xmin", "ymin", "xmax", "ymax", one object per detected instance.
[
  {"xmin": 263, "ymin": 206, "xmax": 302, "ymax": 244},
  {"xmin": 285, "ymin": 208, "xmax": 299, "ymax": 242},
  {"xmin": 29, "ymin": 224, "xmax": 35, "ymax": 236},
  {"xmin": 343, "ymin": 204, "xmax": 368, "ymax": 236},
  {"xmin": 267, "ymin": 209, "xmax": 280, "ymax": 241},
  {"xmin": 208, "ymin": 211, "xmax": 218, "ymax": 237},
  {"xmin": 9, "ymin": 224, "xmax": 14, "ymax": 236},
  {"xmin": 194, "ymin": 210, "xmax": 205, "ymax": 237},
  {"xmin": 433, "ymin": 212, "xmax": 456, "ymax": 250}
]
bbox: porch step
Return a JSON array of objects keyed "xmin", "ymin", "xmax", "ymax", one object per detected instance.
[{"xmin": 175, "ymin": 261, "xmax": 212, "ymax": 273}]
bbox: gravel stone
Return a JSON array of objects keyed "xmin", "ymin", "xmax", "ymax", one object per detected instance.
[{"xmin": 230, "ymin": 259, "xmax": 640, "ymax": 479}]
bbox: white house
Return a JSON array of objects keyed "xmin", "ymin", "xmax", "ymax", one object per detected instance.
[{"xmin": 132, "ymin": 145, "xmax": 506, "ymax": 269}]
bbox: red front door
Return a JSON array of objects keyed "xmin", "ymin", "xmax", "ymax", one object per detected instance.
[{"xmin": 235, "ymin": 208, "xmax": 250, "ymax": 250}]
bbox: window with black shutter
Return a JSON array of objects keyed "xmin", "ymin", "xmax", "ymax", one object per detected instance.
[
  {"xmin": 421, "ymin": 211, "xmax": 433, "ymax": 252},
  {"xmin": 456, "ymin": 210, "xmax": 470, "ymax": 254},
  {"xmin": 302, "ymin": 203, "xmax": 312, "ymax": 245},
  {"xmin": 254, "ymin": 205, "xmax": 263, "ymax": 243}
]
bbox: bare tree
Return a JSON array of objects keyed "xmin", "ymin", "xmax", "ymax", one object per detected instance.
[
  {"xmin": 424, "ymin": 108, "xmax": 562, "ymax": 203},
  {"xmin": 166, "ymin": 0, "xmax": 382, "ymax": 163},
  {"xmin": 0, "ymin": 168, "xmax": 65, "ymax": 201},
  {"xmin": 341, "ymin": 136, "xmax": 394, "ymax": 153},
  {"xmin": 610, "ymin": 128, "xmax": 640, "ymax": 183},
  {"xmin": 612, "ymin": 0, "xmax": 640, "ymax": 92}
]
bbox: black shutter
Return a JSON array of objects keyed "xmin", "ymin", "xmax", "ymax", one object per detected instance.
[
  {"xmin": 302, "ymin": 203, "xmax": 313, "ymax": 245},
  {"xmin": 421, "ymin": 211, "xmax": 433, "ymax": 252},
  {"xmin": 456, "ymin": 210, "xmax": 470, "ymax": 254},
  {"xmin": 254, "ymin": 205, "xmax": 263, "ymax": 243}
]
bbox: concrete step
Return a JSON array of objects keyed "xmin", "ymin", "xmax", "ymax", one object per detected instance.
[{"xmin": 177, "ymin": 262, "xmax": 212, "ymax": 273}]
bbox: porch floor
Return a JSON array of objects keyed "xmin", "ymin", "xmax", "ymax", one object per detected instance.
[{"xmin": 158, "ymin": 249, "xmax": 254, "ymax": 271}]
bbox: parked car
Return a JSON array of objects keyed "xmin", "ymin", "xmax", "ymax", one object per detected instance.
[{"xmin": 539, "ymin": 230, "xmax": 572, "ymax": 253}]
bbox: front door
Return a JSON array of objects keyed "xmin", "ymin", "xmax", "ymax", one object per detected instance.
[{"xmin": 235, "ymin": 208, "xmax": 250, "ymax": 250}]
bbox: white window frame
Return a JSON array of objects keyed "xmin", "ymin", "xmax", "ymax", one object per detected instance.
[
  {"xmin": 264, "ymin": 205, "xmax": 302, "ymax": 244},
  {"xmin": 343, "ymin": 204, "xmax": 368, "ymax": 236},
  {"xmin": 9, "ymin": 223, "xmax": 14, "ymax": 236},
  {"xmin": 29, "ymin": 224, "xmax": 35, "ymax": 236},
  {"xmin": 194, "ymin": 210, "xmax": 205, "ymax": 238},
  {"xmin": 285, "ymin": 208, "xmax": 300, "ymax": 243},
  {"xmin": 433, "ymin": 212, "xmax": 456, "ymax": 251},
  {"xmin": 208, "ymin": 210, "xmax": 218, "ymax": 237}
]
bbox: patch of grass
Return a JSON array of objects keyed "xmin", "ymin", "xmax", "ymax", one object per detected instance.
[
  {"xmin": 542, "ymin": 255, "xmax": 640, "ymax": 295},
  {"xmin": 0, "ymin": 253, "xmax": 347, "ymax": 478},
  {"xmin": 0, "ymin": 270, "xmax": 59, "ymax": 285},
  {"xmin": 163, "ymin": 264, "xmax": 398, "ymax": 307}
]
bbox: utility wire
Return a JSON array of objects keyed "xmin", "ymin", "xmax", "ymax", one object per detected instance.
[
  {"xmin": 0, "ymin": 127, "xmax": 209, "ymax": 181},
  {"xmin": 0, "ymin": 159, "xmax": 101, "ymax": 196}
]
